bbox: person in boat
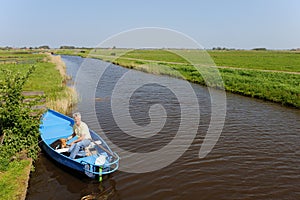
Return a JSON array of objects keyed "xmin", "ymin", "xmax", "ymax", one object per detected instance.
[{"xmin": 66, "ymin": 112, "xmax": 92, "ymax": 159}]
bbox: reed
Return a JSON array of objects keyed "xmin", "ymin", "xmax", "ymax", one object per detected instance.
[
  {"xmin": 46, "ymin": 86, "xmax": 78, "ymax": 114},
  {"xmin": 46, "ymin": 53, "xmax": 76, "ymax": 114}
]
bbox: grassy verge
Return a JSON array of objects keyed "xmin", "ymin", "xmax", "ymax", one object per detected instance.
[
  {"xmin": 220, "ymin": 68, "xmax": 299, "ymax": 106},
  {"xmin": 0, "ymin": 159, "xmax": 31, "ymax": 200},
  {"xmin": 55, "ymin": 48, "xmax": 300, "ymax": 108}
]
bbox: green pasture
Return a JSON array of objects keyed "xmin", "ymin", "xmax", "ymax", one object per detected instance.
[
  {"xmin": 85, "ymin": 49, "xmax": 300, "ymax": 73},
  {"xmin": 0, "ymin": 50, "xmax": 65, "ymax": 100},
  {"xmin": 208, "ymin": 50, "xmax": 300, "ymax": 72}
]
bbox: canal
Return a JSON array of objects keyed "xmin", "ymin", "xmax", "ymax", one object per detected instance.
[{"xmin": 27, "ymin": 55, "xmax": 300, "ymax": 200}]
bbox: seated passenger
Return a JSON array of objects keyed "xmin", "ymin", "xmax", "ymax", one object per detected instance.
[{"xmin": 66, "ymin": 112, "xmax": 92, "ymax": 159}]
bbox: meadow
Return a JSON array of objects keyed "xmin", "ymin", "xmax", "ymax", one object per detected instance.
[
  {"xmin": 56, "ymin": 48, "xmax": 300, "ymax": 108},
  {"xmin": 209, "ymin": 50, "xmax": 300, "ymax": 72}
]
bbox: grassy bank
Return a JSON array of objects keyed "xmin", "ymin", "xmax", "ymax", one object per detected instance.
[
  {"xmin": 0, "ymin": 49, "xmax": 77, "ymax": 200},
  {"xmin": 0, "ymin": 50, "xmax": 77, "ymax": 114},
  {"xmin": 0, "ymin": 159, "xmax": 31, "ymax": 200},
  {"xmin": 55, "ymin": 48, "xmax": 300, "ymax": 108},
  {"xmin": 46, "ymin": 53, "xmax": 77, "ymax": 113}
]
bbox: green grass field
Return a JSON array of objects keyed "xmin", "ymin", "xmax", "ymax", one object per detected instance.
[
  {"xmin": 0, "ymin": 50, "xmax": 76, "ymax": 108},
  {"xmin": 78, "ymin": 48, "xmax": 300, "ymax": 72},
  {"xmin": 208, "ymin": 50, "xmax": 300, "ymax": 72},
  {"xmin": 0, "ymin": 50, "xmax": 62, "ymax": 95},
  {"xmin": 0, "ymin": 50, "xmax": 43, "ymax": 64}
]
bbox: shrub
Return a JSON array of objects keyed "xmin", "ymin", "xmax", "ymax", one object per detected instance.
[{"xmin": 0, "ymin": 66, "xmax": 41, "ymax": 171}]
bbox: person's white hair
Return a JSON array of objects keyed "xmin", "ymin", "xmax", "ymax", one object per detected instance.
[{"xmin": 73, "ymin": 112, "xmax": 81, "ymax": 119}]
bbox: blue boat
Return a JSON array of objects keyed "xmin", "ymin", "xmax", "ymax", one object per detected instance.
[{"xmin": 39, "ymin": 109, "xmax": 119, "ymax": 179}]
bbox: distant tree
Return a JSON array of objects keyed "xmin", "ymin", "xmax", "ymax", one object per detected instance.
[
  {"xmin": 60, "ymin": 46, "xmax": 75, "ymax": 49},
  {"xmin": 212, "ymin": 47, "xmax": 221, "ymax": 50},
  {"xmin": 252, "ymin": 48, "xmax": 267, "ymax": 51},
  {"xmin": 39, "ymin": 45, "xmax": 50, "ymax": 49},
  {"xmin": 212, "ymin": 47, "xmax": 228, "ymax": 50},
  {"xmin": 290, "ymin": 48, "xmax": 300, "ymax": 51}
]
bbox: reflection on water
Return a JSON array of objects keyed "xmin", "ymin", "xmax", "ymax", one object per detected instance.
[
  {"xmin": 26, "ymin": 153, "xmax": 120, "ymax": 200},
  {"xmin": 27, "ymin": 56, "xmax": 300, "ymax": 200},
  {"xmin": 80, "ymin": 182, "xmax": 116, "ymax": 200}
]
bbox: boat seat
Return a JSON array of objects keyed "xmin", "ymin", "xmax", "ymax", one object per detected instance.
[
  {"xmin": 54, "ymin": 140, "xmax": 102, "ymax": 156},
  {"xmin": 55, "ymin": 147, "xmax": 69, "ymax": 153}
]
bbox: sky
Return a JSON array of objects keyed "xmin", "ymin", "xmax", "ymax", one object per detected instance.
[{"xmin": 1, "ymin": 0, "xmax": 300, "ymax": 49}]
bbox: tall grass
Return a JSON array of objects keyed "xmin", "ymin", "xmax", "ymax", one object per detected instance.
[
  {"xmin": 46, "ymin": 53, "xmax": 77, "ymax": 113},
  {"xmin": 46, "ymin": 86, "xmax": 77, "ymax": 114}
]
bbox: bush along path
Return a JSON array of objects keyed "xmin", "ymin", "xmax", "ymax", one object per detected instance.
[{"xmin": 0, "ymin": 66, "xmax": 41, "ymax": 199}]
